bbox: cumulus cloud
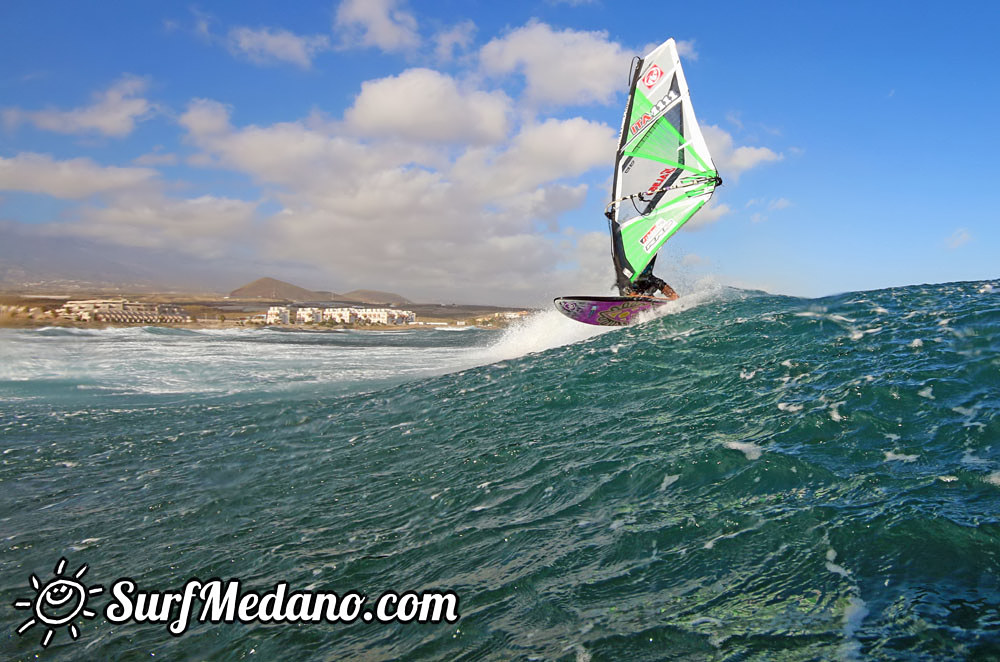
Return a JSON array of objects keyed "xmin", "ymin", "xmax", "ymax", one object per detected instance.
[
  {"xmin": 675, "ymin": 39, "xmax": 698, "ymax": 61},
  {"xmin": 0, "ymin": 153, "xmax": 157, "ymax": 198},
  {"xmin": 335, "ymin": 0, "xmax": 420, "ymax": 52},
  {"xmin": 702, "ymin": 124, "xmax": 783, "ymax": 180},
  {"xmin": 2, "ymin": 76, "xmax": 155, "ymax": 137},
  {"xmin": 684, "ymin": 200, "xmax": 732, "ymax": 230},
  {"xmin": 480, "ymin": 21, "xmax": 631, "ymax": 106},
  {"xmin": 227, "ymin": 26, "xmax": 331, "ymax": 68},
  {"xmin": 72, "ymin": 194, "xmax": 258, "ymax": 257},
  {"xmin": 453, "ymin": 118, "xmax": 616, "ymax": 198},
  {"xmin": 0, "ymin": 151, "xmax": 257, "ymax": 259},
  {"xmin": 433, "ymin": 20, "xmax": 476, "ymax": 61},
  {"xmin": 175, "ymin": 93, "xmax": 616, "ymax": 303},
  {"xmin": 133, "ymin": 150, "xmax": 179, "ymax": 166},
  {"xmin": 345, "ymin": 68, "xmax": 510, "ymax": 144}
]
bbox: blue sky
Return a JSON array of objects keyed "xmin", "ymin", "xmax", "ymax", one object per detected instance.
[{"xmin": 1, "ymin": 1, "xmax": 997, "ymax": 304}]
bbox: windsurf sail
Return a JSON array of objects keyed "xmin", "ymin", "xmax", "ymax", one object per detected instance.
[{"xmin": 608, "ymin": 38, "xmax": 721, "ymax": 293}]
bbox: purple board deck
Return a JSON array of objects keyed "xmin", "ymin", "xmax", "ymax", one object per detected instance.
[{"xmin": 553, "ymin": 295, "xmax": 672, "ymax": 326}]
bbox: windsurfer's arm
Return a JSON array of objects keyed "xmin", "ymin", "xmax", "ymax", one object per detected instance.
[{"xmin": 660, "ymin": 283, "xmax": 678, "ymax": 301}]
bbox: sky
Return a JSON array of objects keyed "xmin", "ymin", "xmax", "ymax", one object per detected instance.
[{"xmin": 1, "ymin": 0, "xmax": 998, "ymax": 305}]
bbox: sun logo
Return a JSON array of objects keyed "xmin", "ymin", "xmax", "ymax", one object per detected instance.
[{"xmin": 13, "ymin": 557, "xmax": 103, "ymax": 648}]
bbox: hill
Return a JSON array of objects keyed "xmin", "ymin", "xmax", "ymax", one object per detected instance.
[
  {"xmin": 229, "ymin": 277, "xmax": 333, "ymax": 301},
  {"xmin": 340, "ymin": 289, "xmax": 412, "ymax": 305}
]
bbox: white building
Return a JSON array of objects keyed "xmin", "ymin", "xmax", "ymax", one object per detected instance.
[
  {"xmin": 295, "ymin": 307, "xmax": 325, "ymax": 324},
  {"xmin": 263, "ymin": 305, "xmax": 415, "ymax": 326},
  {"xmin": 57, "ymin": 299, "xmax": 191, "ymax": 323},
  {"xmin": 322, "ymin": 307, "xmax": 355, "ymax": 324},
  {"xmin": 266, "ymin": 306, "xmax": 291, "ymax": 324}
]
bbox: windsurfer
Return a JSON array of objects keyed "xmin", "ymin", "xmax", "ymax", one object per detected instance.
[{"xmin": 622, "ymin": 258, "xmax": 678, "ymax": 300}]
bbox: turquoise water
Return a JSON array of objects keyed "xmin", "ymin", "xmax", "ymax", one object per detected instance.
[{"xmin": 2, "ymin": 280, "xmax": 999, "ymax": 660}]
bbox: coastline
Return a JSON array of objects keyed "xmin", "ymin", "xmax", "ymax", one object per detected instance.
[
  {"xmin": 0, "ymin": 318, "xmax": 497, "ymax": 332},
  {"xmin": 0, "ymin": 293, "xmax": 531, "ymax": 332}
]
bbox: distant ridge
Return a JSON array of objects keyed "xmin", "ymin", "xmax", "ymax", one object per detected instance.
[
  {"xmin": 341, "ymin": 289, "xmax": 412, "ymax": 305},
  {"xmin": 228, "ymin": 278, "xmax": 410, "ymax": 305},
  {"xmin": 229, "ymin": 277, "xmax": 332, "ymax": 301}
]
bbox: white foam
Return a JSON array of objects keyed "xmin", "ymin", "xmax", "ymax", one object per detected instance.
[
  {"xmin": 884, "ymin": 451, "xmax": 918, "ymax": 463},
  {"xmin": 778, "ymin": 402, "xmax": 803, "ymax": 412},
  {"xmin": 724, "ymin": 441, "xmax": 762, "ymax": 460},
  {"xmin": 909, "ymin": 339, "xmax": 923, "ymax": 348},
  {"xmin": 471, "ymin": 310, "xmax": 613, "ymax": 365},
  {"xmin": 839, "ymin": 597, "xmax": 869, "ymax": 660},
  {"xmin": 938, "ymin": 475, "xmax": 958, "ymax": 483},
  {"xmin": 917, "ymin": 386, "xmax": 934, "ymax": 399},
  {"xmin": 986, "ymin": 473, "xmax": 1000, "ymax": 487},
  {"xmin": 659, "ymin": 474, "xmax": 680, "ymax": 491},
  {"xmin": 961, "ymin": 450, "xmax": 990, "ymax": 467},
  {"xmin": 825, "ymin": 548, "xmax": 852, "ymax": 578}
]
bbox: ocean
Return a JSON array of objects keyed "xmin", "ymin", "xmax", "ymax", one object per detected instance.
[{"xmin": 1, "ymin": 280, "xmax": 998, "ymax": 660}]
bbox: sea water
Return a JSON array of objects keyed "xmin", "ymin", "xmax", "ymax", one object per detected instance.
[{"xmin": 1, "ymin": 280, "xmax": 998, "ymax": 660}]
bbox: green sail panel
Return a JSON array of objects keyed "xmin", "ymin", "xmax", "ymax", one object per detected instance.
[{"xmin": 609, "ymin": 38, "xmax": 720, "ymax": 290}]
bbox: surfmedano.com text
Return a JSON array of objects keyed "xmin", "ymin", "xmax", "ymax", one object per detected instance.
[{"xmin": 106, "ymin": 578, "xmax": 460, "ymax": 635}]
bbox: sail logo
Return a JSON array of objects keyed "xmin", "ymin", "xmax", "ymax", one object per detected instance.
[
  {"xmin": 639, "ymin": 219, "xmax": 678, "ymax": 253},
  {"xmin": 647, "ymin": 167, "xmax": 676, "ymax": 195},
  {"xmin": 641, "ymin": 65, "xmax": 663, "ymax": 90},
  {"xmin": 629, "ymin": 89, "xmax": 680, "ymax": 135}
]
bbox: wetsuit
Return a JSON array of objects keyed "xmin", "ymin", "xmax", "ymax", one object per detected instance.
[{"xmin": 622, "ymin": 259, "xmax": 667, "ymax": 296}]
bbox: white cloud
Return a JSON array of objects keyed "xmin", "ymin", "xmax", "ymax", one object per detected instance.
[
  {"xmin": 0, "ymin": 153, "xmax": 156, "ymax": 198},
  {"xmin": 345, "ymin": 68, "xmax": 510, "ymax": 144},
  {"xmin": 947, "ymin": 228, "xmax": 971, "ymax": 249},
  {"xmin": 175, "ymin": 92, "xmax": 617, "ymax": 304},
  {"xmin": 134, "ymin": 151, "xmax": 178, "ymax": 166},
  {"xmin": 335, "ymin": 0, "xmax": 419, "ymax": 52},
  {"xmin": 675, "ymin": 39, "xmax": 698, "ymax": 61},
  {"xmin": 433, "ymin": 20, "xmax": 476, "ymax": 61},
  {"xmin": 72, "ymin": 194, "xmax": 258, "ymax": 257},
  {"xmin": 0, "ymin": 151, "xmax": 256, "ymax": 259},
  {"xmin": 768, "ymin": 197, "xmax": 792, "ymax": 210},
  {"xmin": 2, "ymin": 76, "xmax": 155, "ymax": 137},
  {"xmin": 480, "ymin": 21, "xmax": 631, "ymax": 106},
  {"xmin": 453, "ymin": 117, "xmax": 615, "ymax": 197},
  {"xmin": 702, "ymin": 124, "xmax": 783, "ymax": 180},
  {"xmin": 684, "ymin": 200, "xmax": 732, "ymax": 230},
  {"xmin": 227, "ymin": 26, "xmax": 331, "ymax": 68}
]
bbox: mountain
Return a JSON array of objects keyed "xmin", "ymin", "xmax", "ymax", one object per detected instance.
[
  {"xmin": 340, "ymin": 289, "xmax": 413, "ymax": 305},
  {"xmin": 229, "ymin": 277, "xmax": 334, "ymax": 301}
]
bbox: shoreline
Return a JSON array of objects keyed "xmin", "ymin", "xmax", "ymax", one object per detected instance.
[{"xmin": 0, "ymin": 318, "xmax": 498, "ymax": 332}]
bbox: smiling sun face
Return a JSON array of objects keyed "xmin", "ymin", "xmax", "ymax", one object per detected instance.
[{"xmin": 14, "ymin": 557, "xmax": 103, "ymax": 648}]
